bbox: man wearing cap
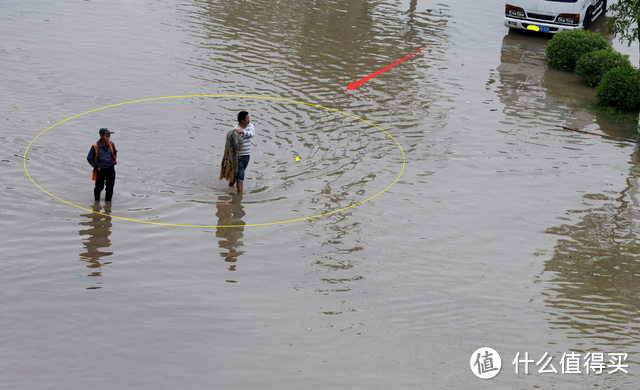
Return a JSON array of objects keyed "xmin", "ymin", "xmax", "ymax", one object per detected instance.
[{"xmin": 87, "ymin": 128, "xmax": 117, "ymax": 202}]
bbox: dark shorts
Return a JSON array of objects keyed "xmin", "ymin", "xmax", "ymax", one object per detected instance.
[{"xmin": 235, "ymin": 155, "xmax": 250, "ymax": 182}]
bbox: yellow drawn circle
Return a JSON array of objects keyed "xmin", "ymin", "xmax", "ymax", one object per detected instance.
[
  {"xmin": 295, "ymin": 156, "xmax": 300, "ymax": 161},
  {"xmin": 23, "ymin": 95, "xmax": 406, "ymax": 227}
]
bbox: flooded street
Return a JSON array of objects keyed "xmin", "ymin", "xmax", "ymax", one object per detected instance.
[{"xmin": 1, "ymin": 0, "xmax": 639, "ymax": 388}]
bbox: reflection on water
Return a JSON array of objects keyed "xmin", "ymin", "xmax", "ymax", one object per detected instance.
[
  {"xmin": 491, "ymin": 29, "xmax": 637, "ymax": 138},
  {"xmin": 493, "ymin": 30, "xmax": 593, "ymax": 130},
  {"xmin": 216, "ymin": 195, "xmax": 246, "ymax": 282},
  {"xmin": 182, "ymin": 0, "xmax": 452, "ymax": 124},
  {"xmin": 544, "ymin": 146, "xmax": 640, "ymax": 352},
  {"xmin": 78, "ymin": 202, "xmax": 113, "ymax": 290}
]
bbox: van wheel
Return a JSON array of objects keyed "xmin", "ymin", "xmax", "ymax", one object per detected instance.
[{"xmin": 584, "ymin": 7, "xmax": 592, "ymax": 29}]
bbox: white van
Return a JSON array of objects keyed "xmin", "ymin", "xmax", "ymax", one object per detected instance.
[{"xmin": 504, "ymin": 0, "xmax": 606, "ymax": 33}]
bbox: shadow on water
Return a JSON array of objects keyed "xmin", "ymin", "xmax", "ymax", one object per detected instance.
[
  {"xmin": 543, "ymin": 145, "xmax": 640, "ymax": 352},
  {"xmin": 215, "ymin": 194, "xmax": 246, "ymax": 283},
  {"xmin": 78, "ymin": 202, "xmax": 113, "ymax": 290}
]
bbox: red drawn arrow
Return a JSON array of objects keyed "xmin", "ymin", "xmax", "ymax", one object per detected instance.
[{"xmin": 346, "ymin": 45, "xmax": 430, "ymax": 90}]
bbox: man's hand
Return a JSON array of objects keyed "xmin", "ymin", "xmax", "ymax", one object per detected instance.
[{"xmin": 235, "ymin": 128, "xmax": 244, "ymax": 135}]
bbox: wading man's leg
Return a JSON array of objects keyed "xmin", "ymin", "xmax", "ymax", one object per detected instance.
[
  {"xmin": 235, "ymin": 155, "xmax": 250, "ymax": 195},
  {"xmin": 94, "ymin": 170, "xmax": 105, "ymax": 201},
  {"xmin": 104, "ymin": 167, "xmax": 116, "ymax": 202}
]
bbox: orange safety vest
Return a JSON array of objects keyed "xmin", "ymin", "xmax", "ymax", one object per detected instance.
[{"xmin": 92, "ymin": 141, "xmax": 117, "ymax": 181}]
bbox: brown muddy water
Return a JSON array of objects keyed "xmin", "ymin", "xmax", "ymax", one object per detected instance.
[{"xmin": 1, "ymin": 0, "xmax": 640, "ymax": 389}]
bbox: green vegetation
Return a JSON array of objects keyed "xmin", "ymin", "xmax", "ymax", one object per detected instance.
[
  {"xmin": 546, "ymin": 29, "xmax": 609, "ymax": 72},
  {"xmin": 545, "ymin": 28, "xmax": 640, "ymax": 113},
  {"xmin": 605, "ymin": 0, "xmax": 640, "ymax": 68},
  {"xmin": 575, "ymin": 49, "xmax": 632, "ymax": 87},
  {"xmin": 596, "ymin": 66, "xmax": 640, "ymax": 112},
  {"xmin": 588, "ymin": 102, "xmax": 639, "ymax": 123}
]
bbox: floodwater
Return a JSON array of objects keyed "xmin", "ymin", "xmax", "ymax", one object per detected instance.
[{"xmin": 1, "ymin": 0, "xmax": 639, "ymax": 388}]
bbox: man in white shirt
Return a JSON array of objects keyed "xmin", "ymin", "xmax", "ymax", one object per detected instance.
[{"xmin": 229, "ymin": 111, "xmax": 255, "ymax": 194}]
